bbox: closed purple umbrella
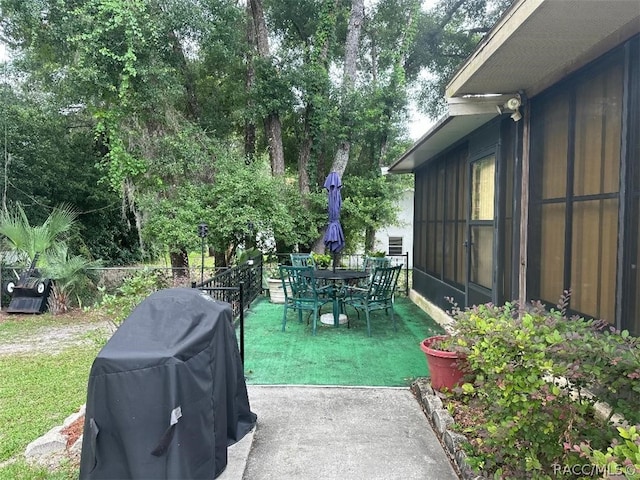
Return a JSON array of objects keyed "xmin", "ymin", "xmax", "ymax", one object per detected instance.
[{"xmin": 323, "ymin": 171, "xmax": 345, "ymax": 271}]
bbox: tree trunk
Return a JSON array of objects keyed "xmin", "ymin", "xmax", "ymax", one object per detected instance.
[
  {"xmin": 365, "ymin": 227, "xmax": 376, "ymax": 253},
  {"xmin": 330, "ymin": 0, "xmax": 364, "ymax": 178},
  {"xmin": 343, "ymin": 0, "xmax": 364, "ymax": 92},
  {"xmin": 48, "ymin": 283, "xmax": 69, "ymax": 315},
  {"xmin": 298, "ymin": 107, "xmax": 312, "ymax": 195},
  {"xmin": 314, "ymin": 0, "xmax": 365, "ymax": 251},
  {"xmin": 297, "ymin": 0, "xmax": 338, "ymax": 194},
  {"xmin": 332, "ymin": 140, "xmax": 351, "ymax": 179},
  {"xmin": 214, "ymin": 249, "xmax": 226, "ymax": 270},
  {"xmin": 244, "ymin": 2, "xmax": 256, "ymax": 162},
  {"xmin": 244, "ymin": 112, "xmax": 256, "ymax": 163},
  {"xmin": 312, "ymin": 233, "xmax": 326, "ymax": 255},
  {"xmin": 170, "ymin": 248, "xmax": 190, "ymax": 280},
  {"xmin": 249, "ymin": 0, "xmax": 269, "ymax": 56},
  {"xmin": 265, "ymin": 113, "xmax": 285, "ymax": 175},
  {"xmin": 249, "ymin": 0, "xmax": 285, "ymax": 176}
]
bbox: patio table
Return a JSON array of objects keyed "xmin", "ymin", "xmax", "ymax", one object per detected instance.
[{"xmin": 302, "ymin": 269, "xmax": 369, "ymax": 327}]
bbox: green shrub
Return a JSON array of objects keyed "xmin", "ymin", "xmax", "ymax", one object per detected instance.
[
  {"xmin": 311, "ymin": 252, "xmax": 331, "ymax": 269},
  {"xmin": 447, "ymin": 297, "xmax": 640, "ymax": 479},
  {"xmin": 570, "ymin": 425, "xmax": 640, "ymax": 479},
  {"xmin": 95, "ymin": 269, "xmax": 169, "ymax": 327}
]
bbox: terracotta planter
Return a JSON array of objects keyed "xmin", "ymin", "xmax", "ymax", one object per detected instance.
[{"xmin": 420, "ymin": 335, "xmax": 467, "ymax": 391}]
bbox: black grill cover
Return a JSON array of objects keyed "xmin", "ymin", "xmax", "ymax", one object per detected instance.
[{"xmin": 79, "ymin": 288, "xmax": 256, "ymax": 479}]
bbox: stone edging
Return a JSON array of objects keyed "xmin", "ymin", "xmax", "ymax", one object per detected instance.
[
  {"xmin": 24, "ymin": 405, "xmax": 85, "ymax": 468},
  {"xmin": 411, "ymin": 378, "xmax": 486, "ymax": 480}
]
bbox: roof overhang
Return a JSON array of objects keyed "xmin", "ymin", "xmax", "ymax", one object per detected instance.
[
  {"xmin": 447, "ymin": 0, "xmax": 640, "ymax": 98},
  {"xmin": 391, "ymin": 0, "xmax": 640, "ymax": 174},
  {"xmin": 388, "ymin": 112, "xmax": 498, "ymax": 173}
]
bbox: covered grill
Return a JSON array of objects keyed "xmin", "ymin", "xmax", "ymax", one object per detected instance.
[{"xmin": 79, "ymin": 288, "xmax": 256, "ymax": 479}]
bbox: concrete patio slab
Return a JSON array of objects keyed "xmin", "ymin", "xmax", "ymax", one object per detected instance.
[{"xmin": 221, "ymin": 385, "xmax": 459, "ymax": 480}]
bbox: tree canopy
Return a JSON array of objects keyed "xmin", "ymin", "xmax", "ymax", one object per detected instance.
[{"xmin": 0, "ymin": 0, "xmax": 513, "ymax": 268}]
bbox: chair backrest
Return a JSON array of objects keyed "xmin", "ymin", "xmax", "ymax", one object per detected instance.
[
  {"xmin": 290, "ymin": 253, "xmax": 316, "ymax": 268},
  {"xmin": 367, "ymin": 265, "xmax": 402, "ymax": 301},
  {"xmin": 279, "ymin": 264, "xmax": 317, "ymax": 298},
  {"xmin": 363, "ymin": 256, "xmax": 392, "ymax": 285},
  {"xmin": 363, "ymin": 256, "xmax": 391, "ymax": 273}
]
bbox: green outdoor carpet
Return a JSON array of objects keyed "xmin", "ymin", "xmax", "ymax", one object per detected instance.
[{"xmin": 240, "ymin": 297, "xmax": 446, "ymax": 387}]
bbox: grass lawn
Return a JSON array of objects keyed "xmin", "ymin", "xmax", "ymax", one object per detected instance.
[
  {"xmin": 0, "ymin": 461, "xmax": 78, "ymax": 480},
  {"xmin": 0, "ymin": 347, "xmax": 99, "ymax": 461},
  {"xmin": 0, "ymin": 312, "xmax": 104, "ymax": 479},
  {"xmin": 0, "ymin": 312, "xmax": 101, "ymax": 344}
]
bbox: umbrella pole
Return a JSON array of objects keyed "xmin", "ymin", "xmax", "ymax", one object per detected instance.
[{"xmin": 333, "ymin": 252, "xmax": 337, "ymax": 272}]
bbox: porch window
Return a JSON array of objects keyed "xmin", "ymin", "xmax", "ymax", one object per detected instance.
[
  {"xmin": 469, "ymin": 156, "xmax": 495, "ymax": 289},
  {"xmin": 414, "ymin": 145, "xmax": 467, "ymax": 288},
  {"xmin": 471, "ymin": 157, "xmax": 495, "ymax": 221},
  {"xmin": 531, "ymin": 56, "xmax": 623, "ymax": 324}
]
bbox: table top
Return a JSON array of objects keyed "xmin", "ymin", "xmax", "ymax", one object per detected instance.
[{"xmin": 303, "ymin": 269, "xmax": 369, "ymax": 281}]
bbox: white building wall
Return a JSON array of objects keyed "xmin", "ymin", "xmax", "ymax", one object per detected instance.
[{"xmin": 373, "ymin": 189, "xmax": 414, "ymax": 268}]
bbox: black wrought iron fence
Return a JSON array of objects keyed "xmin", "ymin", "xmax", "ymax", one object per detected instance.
[
  {"xmin": 88, "ymin": 251, "xmax": 408, "ymax": 302},
  {"xmin": 191, "ymin": 255, "xmax": 263, "ymax": 319},
  {"xmin": 190, "ymin": 256, "xmax": 262, "ymax": 367}
]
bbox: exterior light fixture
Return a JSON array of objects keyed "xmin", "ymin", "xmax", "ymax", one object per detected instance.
[
  {"xmin": 505, "ymin": 96, "xmax": 521, "ymax": 110},
  {"xmin": 501, "ymin": 95, "xmax": 522, "ymax": 122}
]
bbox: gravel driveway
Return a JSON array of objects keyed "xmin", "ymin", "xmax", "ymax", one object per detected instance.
[{"xmin": 0, "ymin": 318, "xmax": 112, "ymax": 356}]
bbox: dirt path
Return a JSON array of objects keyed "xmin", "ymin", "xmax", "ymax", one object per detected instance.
[{"xmin": 0, "ymin": 317, "xmax": 113, "ymax": 356}]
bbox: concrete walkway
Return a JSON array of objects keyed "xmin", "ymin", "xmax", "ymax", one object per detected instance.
[{"xmin": 220, "ymin": 385, "xmax": 460, "ymax": 480}]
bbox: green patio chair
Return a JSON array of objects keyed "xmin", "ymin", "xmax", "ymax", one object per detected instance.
[
  {"xmin": 290, "ymin": 253, "xmax": 332, "ymax": 298},
  {"xmin": 363, "ymin": 256, "xmax": 391, "ymax": 273},
  {"xmin": 279, "ymin": 265, "xmax": 330, "ymax": 336},
  {"xmin": 290, "ymin": 253, "xmax": 316, "ymax": 268},
  {"xmin": 355, "ymin": 256, "xmax": 392, "ymax": 289},
  {"xmin": 343, "ymin": 264, "xmax": 402, "ymax": 336}
]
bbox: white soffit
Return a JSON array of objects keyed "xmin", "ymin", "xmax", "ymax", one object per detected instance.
[
  {"xmin": 391, "ymin": 0, "xmax": 640, "ymax": 174},
  {"xmin": 446, "ymin": 0, "xmax": 640, "ymax": 98},
  {"xmin": 389, "ymin": 113, "xmax": 497, "ymax": 173}
]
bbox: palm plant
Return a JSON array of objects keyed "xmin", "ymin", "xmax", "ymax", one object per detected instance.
[
  {"xmin": 41, "ymin": 245, "xmax": 102, "ymax": 314},
  {"xmin": 0, "ymin": 203, "xmax": 101, "ymax": 313},
  {"xmin": 0, "ymin": 203, "xmax": 78, "ymax": 265}
]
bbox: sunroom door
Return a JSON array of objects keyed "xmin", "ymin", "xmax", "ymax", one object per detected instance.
[{"xmin": 466, "ymin": 155, "xmax": 496, "ymax": 306}]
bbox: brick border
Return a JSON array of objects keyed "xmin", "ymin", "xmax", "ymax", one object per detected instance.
[{"xmin": 411, "ymin": 378, "xmax": 487, "ymax": 480}]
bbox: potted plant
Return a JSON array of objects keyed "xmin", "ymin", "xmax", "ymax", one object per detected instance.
[
  {"xmin": 420, "ymin": 334, "xmax": 468, "ymax": 391},
  {"xmin": 420, "ymin": 298, "xmax": 478, "ymax": 390},
  {"xmin": 311, "ymin": 252, "xmax": 331, "ymax": 269},
  {"xmin": 263, "ymin": 262, "xmax": 286, "ymax": 304}
]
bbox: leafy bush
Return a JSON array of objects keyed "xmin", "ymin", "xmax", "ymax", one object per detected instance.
[
  {"xmin": 311, "ymin": 252, "xmax": 331, "ymax": 269},
  {"xmin": 95, "ymin": 269, "xmax": 169, "ymax": 327},
  {"xmin": 446, "ymin": 297, "xmax": 640, "ymax": 479},
  {"xmin": 570, "ymin": 425, "xmax": 640, "ymax": 479}
]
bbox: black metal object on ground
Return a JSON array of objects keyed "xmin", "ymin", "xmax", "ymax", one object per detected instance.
[{"xmin": 5, "ymin": 254, "xmax": 53, "ymax": 314}]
